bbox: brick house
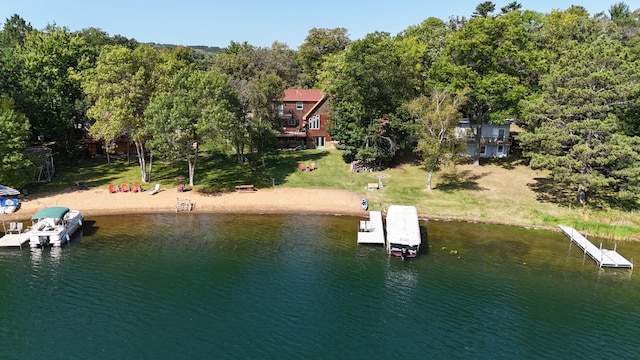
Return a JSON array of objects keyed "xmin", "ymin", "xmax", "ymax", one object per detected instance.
[{"xmin": 276, "ymin": 89, "xmax": 331, "ymax": 149}]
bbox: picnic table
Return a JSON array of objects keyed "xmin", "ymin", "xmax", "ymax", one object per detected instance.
[{"xmin": 235, "ymin": 184, "xmax": 255, "ymax": 193}]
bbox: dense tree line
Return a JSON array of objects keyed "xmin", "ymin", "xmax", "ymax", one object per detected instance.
[{"xmin": 1, "ymin": 2, "xmax": 640, "ymax": 208}]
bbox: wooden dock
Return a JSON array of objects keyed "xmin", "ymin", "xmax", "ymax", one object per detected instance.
[
  {"xmin": 357, "ymin": 211, "xmax": 385, "ymax": 245},
  {"xmin": 559, "ymin": 225, "xmax": 633, "ymax": 269},
  {"xmin": 0, "ymin": 232, "xmax": 30, "ymax": 248}
]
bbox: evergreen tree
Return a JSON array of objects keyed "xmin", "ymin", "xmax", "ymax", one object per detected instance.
[{"xmin": 519, "ymin": 35, "xmax": 640, "ymax": 207}]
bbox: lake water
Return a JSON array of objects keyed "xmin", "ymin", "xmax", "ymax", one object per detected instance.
[{"xmin": 1, "ymin": 214, "xmax": 640, "ymax": 359}]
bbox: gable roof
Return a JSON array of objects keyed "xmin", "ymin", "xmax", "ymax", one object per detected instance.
[{"xmin": 283, "ymin": 89, "xmax": 323, "ymax": 102}]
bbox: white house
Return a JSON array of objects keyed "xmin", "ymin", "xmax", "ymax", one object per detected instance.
[{"xmin": 454, "ymin": 119, "xmax": 512, "ymax": 158}]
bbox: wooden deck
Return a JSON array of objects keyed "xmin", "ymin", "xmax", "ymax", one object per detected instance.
[
  {"xmin": 357, "ymin": 211, "xmax": 385, "ymax": 245},
  {"xmin": 0, "ymin": 232, "xmax": 30, "ymax": 248},
  {"xmin": 559, "ymin": 225, "xmax": 633, "ymax": 269}
]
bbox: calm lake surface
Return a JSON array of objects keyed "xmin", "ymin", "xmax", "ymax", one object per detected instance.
[{"xmin": 1, "ymin": 213, "xmax": 640, "ymax": 359}]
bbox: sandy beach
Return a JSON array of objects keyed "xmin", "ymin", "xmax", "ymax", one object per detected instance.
[{"xmin": 3, "ymin": 186, "xmax": 367, "ymax": 220}]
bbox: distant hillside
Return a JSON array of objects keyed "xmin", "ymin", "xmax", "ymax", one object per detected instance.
[{"xmin": 147, "ymin": 43, "xmax": 223, "ymax": 57}]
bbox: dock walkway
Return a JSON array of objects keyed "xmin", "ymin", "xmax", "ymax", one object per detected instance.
[
  {"xmin": 559, "ymin": 225, "xmax": 633, "ymax": 269},
  {"xmin": 0, "ymin": 232, "xmax": 30, "ymax": 248},
  {"xmin": 357, "ymin": 211, "xmax": 385, "ymax": 245}
]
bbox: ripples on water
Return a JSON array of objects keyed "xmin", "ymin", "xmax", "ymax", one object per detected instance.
[{"xmin": 1, "ymin": 214, "xmax": 640, "ymax": 359}]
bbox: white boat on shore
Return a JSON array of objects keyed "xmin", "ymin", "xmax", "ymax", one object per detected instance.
[
  {"xmin": 386, "ymin": 205, "xmax": 421, "ymax": 259},
  {"xmin": 28, "ymin": 206, "xmax": 83, "ymax": 248}
]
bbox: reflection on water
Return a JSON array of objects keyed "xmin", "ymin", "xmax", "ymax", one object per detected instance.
[
  {"xmin": 30, "ymin": 245, "xmax": 63, "ymax": 264},
  {"xmin": 1, "ymin": 214, "xmax": 640, "ymax": 359}
]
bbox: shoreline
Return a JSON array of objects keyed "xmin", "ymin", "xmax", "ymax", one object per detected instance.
[{"xmin": 1, "ymin": 185, "xmax": 563, "ymax": 236}]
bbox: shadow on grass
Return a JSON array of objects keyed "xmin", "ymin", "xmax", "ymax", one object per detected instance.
[
  {"xmin": 265, "ymin": 151, "xmax": 328, "ymax": 184},
  {"xmin": 435, "ymin": 170, "xmax": 488, "ymax": 192},
  {"xmin": 527, "ymin": 177, "xmax": 569, "ymax": 205},
  {"xmin": 197, "ymin": 150, "xmax": 330, "ymax": 194},
  {"xmin": 481, "ymin": 153, "xmax": 529, "ymax": 170},
  {"xmin": 528, "ymin": 176, "xmax": 640, "ymax": 211},
  {"xmin": 24, "ymin": 149, "xmax": 333, "ymax": 197},
  {"xmin": 27, "ymin": 157, "xmax": 140, "ymax": 194}
]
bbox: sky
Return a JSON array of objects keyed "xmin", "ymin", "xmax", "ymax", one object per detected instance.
[{"xmin": 0, "ymin": 1, "xmax": 632, "ymax": 49}]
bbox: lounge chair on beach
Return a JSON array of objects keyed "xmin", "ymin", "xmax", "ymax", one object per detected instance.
[
  {"xmin": 131, "ymin": 183, "xmax": 140, "ymax": 193},
  {"xmin": 149, "ymin": 184, "xmax": 160, "ymax": 195},
  {"xmin": 108, "ymin": 184, "xmax": 117, "ymax": 193},
  {"xmin": 177, "ymin": 184, "xmax": 185, "ymax": 192},
  {"xmin": 120, "ymin": 183, "xmax": 130, "ymax": 192}
]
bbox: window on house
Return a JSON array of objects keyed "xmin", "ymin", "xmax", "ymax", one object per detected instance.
[
  {"xmin": 287, "ymin": 119, "xmax": 297, "ymax": 126},
  {"xmin": 308, "ymin": 114, "xmax": 320, "ymax": 130},
  {"xmin": 480, "ymin": 145, "xmax": 487, "ymax": 154},
  {"xmin": 497, "ymin": 145, "xmax": 504, "ymax": 154},
  {"xmin": 277, "ymin": 104, "xmax": 284, "ymax": 116},
  {"xmin": 296, "ymin": 101, "xmax": 303, "ymax": 110}
]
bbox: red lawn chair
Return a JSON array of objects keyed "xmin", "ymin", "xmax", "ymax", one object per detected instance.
[
  {"xmin": 298, "ymin": 163, "xmax": 305, "ymax": 171},
  {"xmin": 120, "ymin": 183, "xmax": 130, "ymax": 192},
  {"xmin": 108, "ymin": 184, "xmax": 117, "ymax": 193},
  {"xmin": 131, "ymin": 183, "xmax": 140, "ymax": 193}
]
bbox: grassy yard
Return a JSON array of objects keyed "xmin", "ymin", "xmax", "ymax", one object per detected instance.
[{"xmin": 28, "ymin": 148, "xmax": 640, "ymax": 240}]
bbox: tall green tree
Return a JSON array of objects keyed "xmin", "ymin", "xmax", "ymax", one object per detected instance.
[
  {"xmin": 146, "ymin": 67, "xmax": 242, "ymax": 186},
  {"xmin": 319, "ymin": 31, "xmax": 423, "ymax": 166},
  {"xmin": 12, "ymin": 26, "xmax": 88, "ymax": 155},
  {"xmin": 409, "ymin": 89, "xmax": 466, "ymax": 190},
  {"xmin": 246, "ymin": 71, "xmax": 284, "ymax": 163},
  {"xmin": 518, "ymin": 35, "xmax": 640, "ymax": 207},
  {"xmin": 211, "ymin": 41, "xmax": 257, "ymax": 81},
  {"xmin": 254, "ymin": 42, "xmax": 298, "ymax": 87},
  {"xmin": 210, "ymin": 41, "xmax": 289, "ymax": 160},
  {"xmin": 297, "ymin": 27, "xmax": 350, "ymax": 88},
  {"xmin": 433, "ymin": 9, "xmax": 542, "ymax": 166},
  {"xmin": 81, "ymin": 44, "xmax": 158, "ymax": 182},
  {"xmin": 472, "ymin": 1, "xmax": 496, "ymax": 18},
  {"xmin": 0, "ymin": 97, "xmax": 32, "ymax": 187},
  {"xmin": 501, "ymin": 2, "xmax": 522, "ymax": 14},
  {"xmin": 609, "ymin": 2, "xmax": 633, "ymax": 25},
  {"xmin": 397, "ymin": 17, "xmax": 450, "ymax": 86},
  {"xmin": 0, "ymin": 15, "xmax": 27, "ymax": 100},
  {"xmin": 0, "ymin": 14, "xmax": 32, "ymax": 48}
]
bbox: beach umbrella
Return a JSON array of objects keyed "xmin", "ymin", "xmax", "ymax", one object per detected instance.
[{"xmin": 0, "ymin": 185, "xmax": 19, "ymax": 196}]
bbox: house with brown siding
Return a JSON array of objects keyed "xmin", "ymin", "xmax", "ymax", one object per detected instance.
[
  {"xmin": 276, "ymin": 89, "xmax": 331, "ymax": 149},
  {"xmin": 83, "ymin": 136, "xmax": 137, "ymax": 157}
]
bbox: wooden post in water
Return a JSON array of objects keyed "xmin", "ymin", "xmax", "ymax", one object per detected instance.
[{"xmin": 599, "ymin": 242, "xmax": 604, "ymax": 268}]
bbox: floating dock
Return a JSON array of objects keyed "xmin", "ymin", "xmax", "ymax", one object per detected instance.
[
  {"xmin": 0, "ymin": 232, "xmax": 31, "ymax": 248},
  {"xmin": 559, "ymin": 225, "xmax": 633, "ymax": 269},
  {"xmin": 357, "ymin": 211, "xmax": 385, "ymax": 245}
]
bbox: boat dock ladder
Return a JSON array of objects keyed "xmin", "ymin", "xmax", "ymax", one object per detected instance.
[{"xmin": 176, "ymin": 197, "xmax": 193, "ymax": 212}]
